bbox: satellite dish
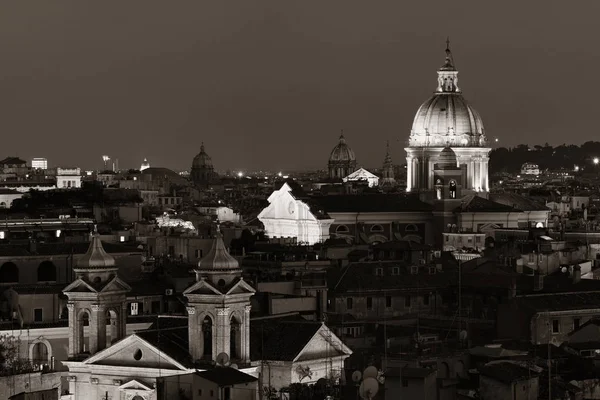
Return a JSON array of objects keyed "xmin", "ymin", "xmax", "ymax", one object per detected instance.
[
  {"xmin": 459, "ymin": 330, "xmax": 468, "ymax": 341},
  {"xmin": 352, "ymin": 370, "xmax": 362, "ymax": 383},
  {"xmin": 230, "ymin": 363, "xmax": 238, "ymax": 370},
  {"xmin": 215, "ymin": 352, "xmax": 229, "ymax": 366},
  {"xmin": 359, "ymin": 377, "xmax": 379, "ymax": 399},
  {"xmin": 363, "ymin": 366, "xmax": 378, "ymax": 380}
]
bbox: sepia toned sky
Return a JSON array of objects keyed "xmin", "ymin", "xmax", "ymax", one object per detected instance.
[{"xmin": 0, "ymin": 1, "xmax": 598, "ymax": 171}]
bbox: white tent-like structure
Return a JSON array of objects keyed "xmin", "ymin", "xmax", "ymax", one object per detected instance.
[{"xmin": 343, "ymin": 167, "xmax": 379, "ymax": 187}]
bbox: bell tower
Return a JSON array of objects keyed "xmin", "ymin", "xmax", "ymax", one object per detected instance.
[
  {"xmin": 63, "ymin": 231, "xmax": 130, "ymax": 359},
  {"xmin": 380, "ymin": 141, "xmax": 396, "ymax": 186},
  {"xmin": 184, "ymin": 224, "xmax": 255, "ymax": 365}
]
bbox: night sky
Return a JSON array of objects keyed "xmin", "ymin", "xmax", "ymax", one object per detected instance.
[{"xmin": 1, "ymin": 1, "xmax": 598, "ymax": 172}]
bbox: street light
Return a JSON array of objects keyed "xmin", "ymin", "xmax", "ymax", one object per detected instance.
[
  {"xmin": 594, "ymin": 158, "xmax": 599, "ymax": 165},
  {"xmin": 237, "ymin": 172, "xmax": 243, "ymax": 178}
]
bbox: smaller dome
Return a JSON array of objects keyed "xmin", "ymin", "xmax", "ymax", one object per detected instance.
[
  {"xmin": 74, "ymin": 233, "xmax": 116, "ymax": 270},
  {"xmin": 192, "ymin": 143, "xmax": 213, "ymax": 169},
  {"xmin": 140, "ymin": 158, "xmax": 150, "ymax": 171},
  {"xmin": 197, "ymin": 228, "xmax": 240, "ymax": 271},
  {"xmin": 436, "ymin": 146, "xmax": 458, "ymax": 169},
  {"xmin": 329, "ymin": 134, "xmax": 356, "ymax": 163}
]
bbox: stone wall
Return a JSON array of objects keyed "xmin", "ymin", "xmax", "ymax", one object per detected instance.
[{"xmin": 0, "ymin": 371, "xmax": 62, "ymax": 400}]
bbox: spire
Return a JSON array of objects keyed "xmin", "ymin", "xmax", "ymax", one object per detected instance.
[
  {"xmin": 339, "ymin": 129, "xmax": 345, "ymax": 143},
  {"xmin": 442, "ymin": 36, "xmax": 455, "ymax": 70},
  {"xmin": 74, "ymin": 232, "xmax": 116, "ymax": 270},
  {"xmin": 384, "ymin": 140, "xmax": 392, "ymax": 164},
  {"xmin": 436, "ymin": 38, "xmax": 460, "ymax": 93},
  {"xmin": 197, "ymin": 223, "xmax": 240, "ymax": 272},
  {"xmin": 200, "ymin": 142, "xmax": 205, "ymax": 153}
]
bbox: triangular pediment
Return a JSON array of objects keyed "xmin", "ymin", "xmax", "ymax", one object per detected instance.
[
  {"xmin": 100, "ymin": 276, "xmax": 132, "ymax": 293},
  {"xmin": 119, "ymin": 379, "xmax": 154, "ymax": 391},
  {"xmin": 83, "ymin": 334, "xmax": 188, "ymax": 371},
  {"xmin": 63, "ymin": 278, "xmax": 98, "ymax": 294},
  {"xmin": 183, "ymin": 279, "xmax": 222, "ymax": 296},
  {"xmin": 226, "ymin": 279, "xmax": 256, "ymax": 295},
  {"xmin": 294, "ymin": 324, "xmax": 353, "ymax": 363}
]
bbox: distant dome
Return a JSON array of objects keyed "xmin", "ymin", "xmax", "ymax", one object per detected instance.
[
  {"xmin": 140, "ymin": 158, "xmax": 150, "ymax": 171},
  {"xmin": 329, "ymin": 134, "xmax": 356, "ymax": 163},
  {"xmin": 408, "ymin": 44, "xmax": 487, "ymax": 148},
  {"xmin": 435, "ymin": 146, "xmax": 458, "ymax": 168},
  {"xmin": 192, "ymin": 143, "xmax": 213, "ymax": 169}
]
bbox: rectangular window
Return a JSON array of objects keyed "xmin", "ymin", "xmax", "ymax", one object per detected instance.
[
  {"xmin": 346, "ymin": 298, "xmax": 353, "ymax": 310},
  {"xmin": 402, "ymin": 378, "xmax": 408, "ymax": 387},
  {"xmin": 367, "ymin": 297, "xmax": 373, "ymax": 310},
  {"xmin": 405, "ymin": 296, "xmax": 411, "ymax": 307},
  {"xmin": 33, "ymin": 308, "xmax": 43, "ymax": 322},
  {"xmin": 386, "ymin": 296, "xmax": 392, "ymax": 308},
  {"xmin": 528, "ymin": 254, "xmax": 534, "ymax": 263},
  {"xmin": 198, "ymin": 389, "xmax": 202, "ymax": 396},
  {"xmin": 423, "ymin": 294, "xmax": 430, "ymax": 306},
  {"xmin": 130, "ymin": 302, "xmax": 139, "ymax": 316},
  {"xmin": 392, "ymin": 267, "xmax": 400, "ymax": 275},
  {"xmin": 210, "ymin": 390, "xmax": 214, "ymax": 397},
  {"xmin": 574, "ymin": 318, "xmax": 581, "ymax": 330},
  {"xmin": 375, "ymin": 268, "xmax": 383, "ymax": 276},
  {"xmin": 552, "ymin": 319, "xmax": 560, "ymax": 333}
]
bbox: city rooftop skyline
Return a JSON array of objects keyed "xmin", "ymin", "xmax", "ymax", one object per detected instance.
[{"xmin": 1, "ymin": 1, "xmax": 599, "ymax": 171}]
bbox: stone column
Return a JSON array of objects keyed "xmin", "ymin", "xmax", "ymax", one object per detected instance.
[
  {"xmin": 406, "ymin": 157, "xmax": 412, "ymax": 191},
  {"xmin": 187, "ymin": 306, "xmax": 202, "ymax": 360},
  {"xmin": 120, "ymin": 302, "xmax": 128, "ymax": 340},
  {"xmin": 67, "ymin": 303, "xmax": 77, "ymax": 357},
  {"xmin": 243, "ymin": 305, "xmax": 251, "ymax": 363},
  {"xmin": 215, "ymin": 307, "xmax": 231, "ymax": 362},
  {"xmin": 90, "ymin": 304, "xmax": 106, "ymax": 355}
]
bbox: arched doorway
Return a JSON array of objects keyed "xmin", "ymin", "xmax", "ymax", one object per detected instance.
[
  {"xmin": 230, "ymin": 315, "xmax": 241, "ymax": 360},
  {"xmin": 202, "ymin": 316, "xmax": 213, "ymax": 360},
  {"xmin": 37, "ymin": 261, "xmax": 57, "ymax": 282},
  {"xmin": 0, "ymin": 262, "xmax": 18, "ymax": 283}
]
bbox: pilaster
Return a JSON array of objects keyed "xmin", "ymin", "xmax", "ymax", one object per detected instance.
[
  {"xmin": 90, "ymin": 304, "xmax": 106, "ymax": 354},
  {"xmin": 67, "ymin": 303, "xmax": 76, "ymax": 357},
  {"xmin": 215, "ymin": 307, "xmax": 231, "ymax": 361}
]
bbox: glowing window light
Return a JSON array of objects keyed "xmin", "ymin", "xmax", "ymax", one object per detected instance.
[
  {"xmin": 56, "ymin": 230, "xmax": 61, "ymax": 238},
  {"xmin": 0, "ymin": 231, "xmax": 5, "ymax": 239}
]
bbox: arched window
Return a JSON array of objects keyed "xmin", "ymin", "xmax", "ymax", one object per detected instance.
[
  {"xmin": 37, "ymin": 261, "xmax": 57, "ymax": 282},
  {"xmin": 336, "ymin": 225, "xmax": 349, "ymax": 233},
  {"xmin": 449, "ymin": 180, "xmax": 457, "ymax": 199},
  {"xmin": 405, "ymin": 224, "xmax": 418, "ymax": 233},
  {"xmin": 0, "ymin": 262, "xmax": 18, "ymax": 283},
  {"xmin": 31, "ymin": 341, "xmax": 49, "ymax": 365},
  {"xmin": 202, "ymin": 316, "xmax": 213, "ymax": 360},
  {"xmin": 106, "ymin": 309, "xmax": 119, "ymax": 345},
  {"xmin": 370, "ymin": 224, "xmax": 384, "ymax": 233},
  {"xmin": 77, "ymin": 310, "xmax": 90, "ymax": 354},
  {"xmin": 230, "ymin": 315, "xmax": 242, "ymax": 360}
]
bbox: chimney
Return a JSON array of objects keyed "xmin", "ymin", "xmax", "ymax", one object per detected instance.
[
  {"xmin": 533, "ymin": 273, "xmax": 544, "ymax": 291},
  {"xmin": 572, "ymin": 265, "xmax": 581, "ymax": 284}
]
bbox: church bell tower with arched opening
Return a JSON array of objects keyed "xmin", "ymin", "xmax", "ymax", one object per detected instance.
[
  {"xmin": 183, "ymin": 225, "xmax": 255, "ymax": 365},
  {"xmin": 63, "ymin": 232, "xmax": 130, "ymax": 359}
]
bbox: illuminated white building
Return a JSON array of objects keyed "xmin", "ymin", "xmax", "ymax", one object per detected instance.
[
  {"xmin": 343, "ymin": 167, "xmax": 379, "ymax": 187},
  {"xmin": 406, "ymin": 42, "xmax": 490, "ymax": 193},
  {"xmin": 31, "ymin": 158, "xmax": 48, "ymax": 170},
  {"xmin": 140, "ymin": 158, "xmax": 150, "ymax": 171},
  {"xmin": 56, "ymin": 167, "xmax": 82, "ymax": 189},
  {"xmin": 521, "ymin": 162, "xmax": 540, "ymax": 175},
  {"xmin": 258, "ymin": 183, "xmax": 334, "ymax": 245}
]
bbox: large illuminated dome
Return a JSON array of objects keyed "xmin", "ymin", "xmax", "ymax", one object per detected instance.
[
  {"xmin": 408, "ymin": 47, "xmax": 487, "ymax": 148},
  {"xmin": 405, "ymin": 42, "xmax": 491, "ymax": 193}
]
